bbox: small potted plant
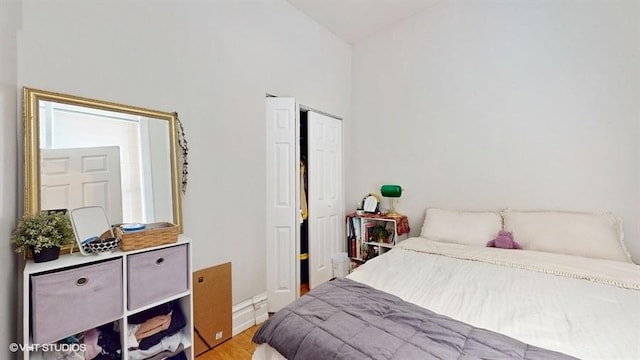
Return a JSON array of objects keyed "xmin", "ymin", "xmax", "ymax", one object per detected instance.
[
  {"xmin": 371, "ymin": 225, "xmax": 391, "ymax": 243},
  {"xmin": 11, "ymin": 212, "xmax": 74, "ymax": 262}
]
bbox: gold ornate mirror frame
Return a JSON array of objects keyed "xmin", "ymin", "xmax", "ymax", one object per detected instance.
[{"xmin": 23, "ymin": 87, "xmax": 183, "ymax": 253}]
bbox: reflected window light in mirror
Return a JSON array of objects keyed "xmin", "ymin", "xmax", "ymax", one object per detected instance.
[
  {"xmin": 39, "ymin": 101, "xmax": 162, "ymax": 223},
  {"xmin": 38, "ymin": 101, "xmax": 172, "ymax": 225}
]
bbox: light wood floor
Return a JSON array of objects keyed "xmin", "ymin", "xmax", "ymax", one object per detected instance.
[
  {"xmin": 196, "ymin": 324, "xmax": 260, "ymax": 360},
  {"xmin": 197, "ymin": 284, "xmax": 309, "ymax": 359}
]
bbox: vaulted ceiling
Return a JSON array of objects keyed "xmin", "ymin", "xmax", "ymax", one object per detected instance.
[{"xmin": 286, "ymin": 0, "xmax": 440, "ymax": 44}]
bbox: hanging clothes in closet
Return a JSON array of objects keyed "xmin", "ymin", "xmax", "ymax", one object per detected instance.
[
  {"xmin": 300, "ymin": 160, "xmax": 308, "ymax": 222},
  {"xmin": 299, "ymin": 111, "xmax": 309, "ymax": 286}
]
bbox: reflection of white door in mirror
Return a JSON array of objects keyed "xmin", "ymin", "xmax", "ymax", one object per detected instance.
[
  {"xmin": 41, "ymin": 146, "xmax": 123, "ymax": 224},
  {"xmin": 38, "ymin": 100, "xmax": 172, "ymax": 225}
]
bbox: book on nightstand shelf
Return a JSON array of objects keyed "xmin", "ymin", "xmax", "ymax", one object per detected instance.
[
  {"xmin": 364, "ymin": 222, "xmax": 374, "ymax": 243},
  {"xmin": 345, "ymin": 212, "xmax": 410, "ymax": 264}
]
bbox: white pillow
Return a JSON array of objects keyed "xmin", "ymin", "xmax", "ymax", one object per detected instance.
[
  {"xmin": 420, "ymin": 208, "xmax": 503, "ymax": 247},
  {"xmin": 502, "ymin": 209, "xmax": 632, "ymax": 263}
]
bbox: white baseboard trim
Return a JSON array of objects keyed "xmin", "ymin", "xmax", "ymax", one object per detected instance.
[
  {"xmin": 253, "ymin": 292, "xmax": 269, "ymax": 325},
  {"xmin": 232, "ymin": 298, "xmax": 255, "ymax": 337},
  {"xmin": 232, "ymin": 292, "xmax": 270, "ymax": 336}
]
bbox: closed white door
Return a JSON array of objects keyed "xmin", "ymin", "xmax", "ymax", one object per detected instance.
[
  {"xmin": 265, "ymin": 97, "xmax": 298, "ymax": 312},
  {"xmin": 41, "ymin": 146, "xmax": 123, "ymax": 224},
  {"xmin": 308, "ymin": 111, "xmax": 343, "ymax": 289}
]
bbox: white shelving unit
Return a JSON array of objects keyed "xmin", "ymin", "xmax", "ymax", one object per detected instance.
[
  {"xmin": 19, "ymin": 236, "xmax": 193, "ymax": 360},
  {"xmin": 346, "ymin": 214, "xmax": 409, "ymax": 263}
]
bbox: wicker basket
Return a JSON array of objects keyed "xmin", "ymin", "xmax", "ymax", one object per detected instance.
[{"xmin": 115, "ymin": 222, "xmax": 179, "ymax": 251}]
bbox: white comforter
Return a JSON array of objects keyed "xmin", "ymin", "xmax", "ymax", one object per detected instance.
[{"xmin": 347, "ymin": 237, "xmax": 640, "ymax": 360}]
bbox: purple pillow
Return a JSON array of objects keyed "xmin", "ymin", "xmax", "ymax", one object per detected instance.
[{"xmin": 487, "ymin": 230, "xmax": 521, "ymax": 249}]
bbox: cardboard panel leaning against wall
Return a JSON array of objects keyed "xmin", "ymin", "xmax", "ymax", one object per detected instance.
[{"xmin": 193, "ymin": 262, "xmax": 232, "ymax": 355}]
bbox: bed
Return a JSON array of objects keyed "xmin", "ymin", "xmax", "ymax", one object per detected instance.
[{"xmin": 253, "ymin": 208, "xmax": 640, "ymax": 359}]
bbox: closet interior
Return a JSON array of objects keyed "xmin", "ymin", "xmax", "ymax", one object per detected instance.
[{"xmin": 299, "ymin": 110, "xmax": 309, "ymax": 296}]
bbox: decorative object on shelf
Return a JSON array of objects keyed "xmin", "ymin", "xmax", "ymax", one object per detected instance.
[
  {"xmin": 175, "ymin": 112, "xmax": 189, "ymax": 195},
  {"xmin": 121, "ymin": 223, "xmax": 146, "ymax": 232},
  {"xmin": 362, "ymin": 244, "xmax": 378, "ymax": 261},
  {"xmin": 32, "ymin": 246, "xmax": 62, "ymax": 263},
  {"xmin": 361, "ymin": 194, "xmax": 380, "ymax": 213},
  {"xmin": 84, "ymin": 236, "xmax": 121, "ymax": 254},
  {"xmin": 70, "ymin": 206, "xmax": 117, "ymax": 256},
  {"xmin": 115, "ymin": 222, "xmax": 179, "ymax": 251},
  {"xmin": 373, "ymin": 225, "xmax": 393, "ymax": 244},
  {"xmin": 11, "ymin": 211, "xmax": 74, "ymax": 262},
  {"xmin": 380, "ymin": 184, "xmax": 403, "ymax": 217},
  {"xmin": 371, "ymin": 225, "xmax": 391, "ymax": 243}
]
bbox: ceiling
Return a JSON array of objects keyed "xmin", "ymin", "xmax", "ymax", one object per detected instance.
[{"xmin": 286, "ymin": 0, "xmax": 440, "ymax": 44}]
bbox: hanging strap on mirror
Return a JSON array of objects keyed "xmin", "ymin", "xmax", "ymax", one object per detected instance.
[{"xmin": 174, "ymin": 112, "xmax": 189, "ymax": 195}]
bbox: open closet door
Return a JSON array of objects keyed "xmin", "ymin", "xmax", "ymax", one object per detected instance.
[
  {"xmin": 265, "ymin": 97, "xmax": 298, "ymax": 312},
  {"xmin": 308, "ymin": 111, "xmax": 343, "ymax": 289}
]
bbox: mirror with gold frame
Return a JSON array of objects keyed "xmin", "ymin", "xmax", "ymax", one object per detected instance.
[{"xmin": 23, "ymin": 87, "xmax": 183, "ymax": 253}]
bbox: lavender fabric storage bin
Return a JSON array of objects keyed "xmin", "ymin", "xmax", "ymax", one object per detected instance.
[
  {"xmin": 31, "ymin": 258, "xmax": 123, "ymax": 344},
  {"xmin": 127, "ymin": 244, "xmax": 188, "ymax": 310}
]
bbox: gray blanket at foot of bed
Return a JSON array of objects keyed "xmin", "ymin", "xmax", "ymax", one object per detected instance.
[{"xmin": 253, "ymin": 277, "xmax": 576, "ymax": 360}]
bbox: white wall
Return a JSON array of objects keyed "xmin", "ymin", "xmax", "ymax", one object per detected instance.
[
  {"xmin": 0, "ymin": 0, "xmax": 19, "ymax": 355},
  {"xmin": 17, "ymin": 0, "xmax": 351, "ymax": 305},
  {"xmin": 349, "ymin": 0, "xmax": 640, "ymax": 261}
]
